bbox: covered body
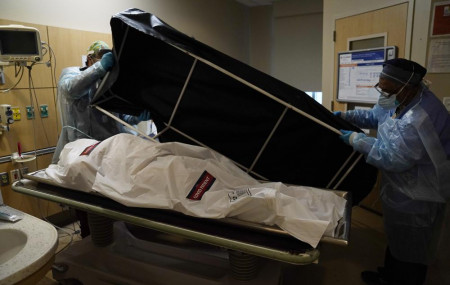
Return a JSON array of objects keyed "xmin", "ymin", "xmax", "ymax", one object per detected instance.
[{"xmin": 45, "ymin": 133, "xmax": 346, "ymax": 248}]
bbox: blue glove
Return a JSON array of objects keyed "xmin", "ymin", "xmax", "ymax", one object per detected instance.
[
  {"xmin": 339, "ymin": 129, "xmax": 354, "ymax": 146},
  {"xmin": 100, "ymin": 52, "xmax": 114, "ymax": 71},
  {"xmin": 138, "ymin": 110, "xmax": 151, "ymax": 121}
]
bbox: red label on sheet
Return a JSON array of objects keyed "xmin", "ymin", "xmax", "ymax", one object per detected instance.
[
  {"xmin": 80, "ymin": 142, "xmax": 101, "ymax": 156},
  {"xmin": 186, "ymin": 171, "xmax": 216, "ymax": 200}
]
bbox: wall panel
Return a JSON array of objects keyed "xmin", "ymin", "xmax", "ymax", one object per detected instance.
[
  {"xmin": 47, "ymin": 26, "xmax": 112, "ymax": 83},
  {"xmin": 0, "ymin": 88, "xmax": 58, "ymax": 157},
  {"xmin": 0, "ymin": 19, "xmax": 111, "ymax": 218}
]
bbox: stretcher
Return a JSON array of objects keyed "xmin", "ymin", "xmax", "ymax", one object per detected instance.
[
  {"xmin": 14, "ymin": 169, "xmax": 352, "ymax": 283},
  {"xmin": 13, "ymin": 173, "xmax": 351, "ymax": 264}
]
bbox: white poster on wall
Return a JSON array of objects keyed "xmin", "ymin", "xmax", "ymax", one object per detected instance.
[
  {"xmin": 337, "ymin": 47, "xmax": 396, "ymax": 104},
  {"xmin": 427, "ymin": 38, "xmax": 450, "ymax": 73}
]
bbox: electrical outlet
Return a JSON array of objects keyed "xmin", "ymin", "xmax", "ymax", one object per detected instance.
[
  {"xmin": 40, "ymin": 104, "xmax": 48, "ymax": 118},
  {"xmin": 10, "ymin": 169, "xmax": 20, "ymax": 182},
  {"xmin": 0, "ymin": 104, "xmax": 13, "ymax": 124},
  {"xmin": 26, "ymin": 106, "xmax": 35, "ymax": 119},
  {"xmin": 12, "ymin": 107, "xmax": 21, "ymax": 121},
  {"xmin": 0, "ymin": 172, "xmax": 9, "ymax": 186}
]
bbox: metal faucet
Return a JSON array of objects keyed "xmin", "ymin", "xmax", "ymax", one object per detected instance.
[{"xmin": 0, "ymin": 188, "xmax": 22, "ymax": 222}]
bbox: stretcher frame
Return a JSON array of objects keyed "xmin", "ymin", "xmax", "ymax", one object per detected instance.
[
  {"xmin": 13, "ymin": 170, "xmax": 351, "ymax": 265},
  {"xmin": 93, "ymin": 27, "xmax": 364, "ymax": 190}
]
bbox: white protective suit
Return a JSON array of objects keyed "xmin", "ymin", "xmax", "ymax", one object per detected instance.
[
  {"xmin": 52, "ymin": 62, "xmax": 122, "ymax": 164},
  {"xmin": 45, "ymin": 133, "xmax": 346, "ymax": 248},
  {"xmin": 52, "ymin": 61, "xmax": 146, "ymax": 164}
]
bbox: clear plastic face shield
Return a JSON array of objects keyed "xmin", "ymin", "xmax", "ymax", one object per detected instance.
[{"xmin": 374, "ymin": 65, "xmax": 415, "ymax": 109}]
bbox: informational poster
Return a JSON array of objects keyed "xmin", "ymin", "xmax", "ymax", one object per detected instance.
[
  {"xmin": 337, "ymin": 46, "xmax": 397, "ymax": 103},
  {"xmin": 427, "ymin": 38, "xmax": 450, "ymax": 73}
]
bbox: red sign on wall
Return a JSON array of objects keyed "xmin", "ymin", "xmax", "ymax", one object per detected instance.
[{"xmin": 432, "ymin": 2, "xmax": 450, "ymax": 36}]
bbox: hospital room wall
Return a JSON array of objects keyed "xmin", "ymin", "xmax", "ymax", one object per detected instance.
[
  {"xmin": 0, "ymin": 0, "xmax": 250, "ymax": 62},
  {"xmin": 248, "ymin": 1, "xmax": 324, "ymax": 93},
  {"xmin": 0, "ymin": 19, "xmax": 58, "ymax": 217},
  {"xmin": 0, "ymin": 18, "xmax": 114, "ymax": 217}
]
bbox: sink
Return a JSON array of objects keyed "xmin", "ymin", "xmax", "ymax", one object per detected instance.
[
  {"xmin": 0, "ymin": 206, "xmax": 58, "ymax": 285},
  {"xmin": 0, "ymin": 229, "xmax": 28, "ymax": 264}
]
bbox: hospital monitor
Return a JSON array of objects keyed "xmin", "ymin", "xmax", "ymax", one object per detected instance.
[{"xmin": 0, "ymin": 25, "xmax": 43, "ymax": 63}]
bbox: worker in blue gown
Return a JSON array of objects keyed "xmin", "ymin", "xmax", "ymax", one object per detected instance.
[
  {"xmin": 336, "ymin": 58, "xmax": 450, "ymax": 285},
  {"xmin": 52, "ymin": 40, "xmax": 150, "ymax": 237}
]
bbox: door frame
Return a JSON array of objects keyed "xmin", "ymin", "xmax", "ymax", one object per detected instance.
[{"xmin": 333, "ymin": 1, "xmax": 415, "ymax": 57}]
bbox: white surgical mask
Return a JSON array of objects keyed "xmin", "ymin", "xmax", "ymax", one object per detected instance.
[
  {"xmin": 377, "ymin": 94, "xmax": 399, "ymax": 109},
  {"xmin": 375, "ymin": 65, "xmax": 416, "ymax": 110},
  {"xmin": 374, "ymin": 82, "xmax": 407, "ymax": 110}
]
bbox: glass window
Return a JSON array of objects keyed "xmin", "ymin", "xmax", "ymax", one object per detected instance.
[{"xmin": 305, "ymin": 91, "xmax": 322, "ymax": 104}]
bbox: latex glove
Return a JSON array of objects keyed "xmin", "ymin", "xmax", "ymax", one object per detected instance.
[
  {"xmin": 333, "ymin": 111, "xmax": 346, "ymax": 119},
  {"xmin": 138, "ymin": 110, "xmax": 151, "ymax": 121},
  {"xmin": 100, "ymin": 52, "xmax": 114, "ymax": 71},
  {"xmin": 339, "ymin": 129, "xmax": 355, "ymax": 146}
]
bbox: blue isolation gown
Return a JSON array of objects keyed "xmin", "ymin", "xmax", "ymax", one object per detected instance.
[{"xmin": 343, "ymin": 84, "xmax": 450, "ymax": 263}]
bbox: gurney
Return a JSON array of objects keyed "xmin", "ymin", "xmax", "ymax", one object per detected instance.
[
  {"xmin": 13, "ymin": 8, "xmax": 377, "ymax": 283},
  {"xmin": 13, "ymin": 175, "xmax": 350, "ymax": 283},
  {"xmin": 14, "ymin": 134, "xmax": 352, "ymax": 282}
]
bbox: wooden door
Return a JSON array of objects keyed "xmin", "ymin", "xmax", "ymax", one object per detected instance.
[{"xmin": 333, "ymin": 3, "xmax": 408, "ymax": 213}]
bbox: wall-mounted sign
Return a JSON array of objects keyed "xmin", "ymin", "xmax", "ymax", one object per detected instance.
[
  {"xmin": 431, "ymin": 1, "xmax": 450, "ymax": 36},
  {"xmin": 337, "ymin": 46, "xmax": 397, "ymax": 104}
]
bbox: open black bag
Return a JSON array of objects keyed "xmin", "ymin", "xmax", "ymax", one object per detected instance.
[{"xmin": 92, "ymin": 8, "xmax": 377, "ymax": 205}]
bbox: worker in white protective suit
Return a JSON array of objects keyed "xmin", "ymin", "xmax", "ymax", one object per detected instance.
[
  {"xmin": 336, "ymin": 58, "xmax": 450, "ymax": 285},
  {"xmin": 52, "ymin": 40, "xmax": 149, "ymax": 237}
]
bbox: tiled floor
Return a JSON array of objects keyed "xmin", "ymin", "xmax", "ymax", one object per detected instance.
[{"xmin": 34, "ymin": 206, "xmax": 448, "ymax": 285}]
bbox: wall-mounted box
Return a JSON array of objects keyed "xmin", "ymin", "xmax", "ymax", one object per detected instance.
[
  {"xmin": 40, "ymin": 104, "xmax": 48, "ymax": 118},
  {"xmin": 26, "ymin": 106, "xmax": 35, "ymax": 119}
]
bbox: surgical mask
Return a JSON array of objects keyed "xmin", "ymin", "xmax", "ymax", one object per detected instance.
[
  {"xmin": 377, "ymin": 94, "xmax": 399, "ymax": 109},
  {"xmin": 374, "ymin": 82, "xmax": 407, "ymax": 109},
  {"xmin": 375, "ymin": 65, "xmax": 416, "ymax": 109}
]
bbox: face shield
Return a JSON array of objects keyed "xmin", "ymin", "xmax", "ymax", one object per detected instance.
[{"xmin": 375, "ymin": 65, "xmax": 415, "ymax": 109}]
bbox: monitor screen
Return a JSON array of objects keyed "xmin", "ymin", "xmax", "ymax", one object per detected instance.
[{"xmin": 0, "ymin": 30, "xmax": 39, "ymax": 55}]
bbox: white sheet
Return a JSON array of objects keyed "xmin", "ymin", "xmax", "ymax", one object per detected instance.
[{"xmin": 45, "ymin": 133, "xmax": 346, "ymax": 248}]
